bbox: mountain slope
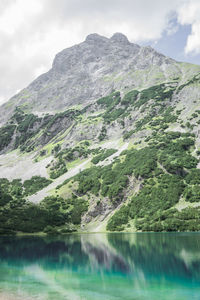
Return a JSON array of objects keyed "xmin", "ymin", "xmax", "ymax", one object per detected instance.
[{"xmin": 0, "ymin": 33, "xmax": 200, "ymax": 234}]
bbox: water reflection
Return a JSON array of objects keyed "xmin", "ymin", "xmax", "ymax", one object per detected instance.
[{"xmin": 0, "ymin": 233, "xmax": 200, "ymax": 299}]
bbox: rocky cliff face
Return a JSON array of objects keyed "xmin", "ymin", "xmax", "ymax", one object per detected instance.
[{"xmin": 0, "ymin": 32, "xmax": 194, "ymax": 125}]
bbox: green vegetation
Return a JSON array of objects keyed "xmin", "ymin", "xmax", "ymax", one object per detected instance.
[
  {"xmin": 56, "ymin": 129, "xmax": 199, "ymax": 234},
  {"xmin": 97, "ymin": 91, "xmax": 121, "ymax": 109},
  {"xmin": 98, "ymin": 126, "xmax": 107, "ymax": 141},
  {"xmin": 48, "ymin": 145, "xmax": 101, "ymax": 179},
  {"xmin": 107, "ymin": 130, "xmax": 200, "ymax": 232},
  {"xmin": 45, "ymin": 109, "xmax": 80, "ymax": 130},
  {"xmin": 17, "ymin": 113, "xmax": 38, "ymax": 133},
  {"xmin": 106, "ymin": 205, "xmax": 129, "ymax": 231},
  {"xmin": 184, "ymin": 186, "xmax": 200, "ymax": 202},
  {"xmin": 129, "ymin": 174, "xmax": 185, "ymax": 218},
  {"xmin": 76, "ymin": 167, "xmax": 101, "ymax": 196},
  {"xmin": 0, "ymin": 84, "xmax": 178, "ymax": 154},
  {"xmin": 124, "ymin": 105, "xmax": 178, "ymax": 140},
  {"xmin": 135, "ymin": 83, "xmax": 175, "ymax": 109},
  {"xmin": 0, "ymin": 176, "xmax": 52, "ymax": 199},
  {"xmin": 49, "ymin": 160, "xmax": 68, "ymax": 179},
  {"xmin": 0, "ymin": 178, "xmax": 87, "ymax": 235},
  {"xmin": 0, "ymin": 107, "xmax": 81, "ymax": 153},
  {"xmin": 23, "ymin": 176, "xmax": 52, "ymax": 195},
  {"xmin": 97, "ymin": 84, "xmax": 176, "ymax": 128},
  {"xmin": 185, "ymin": 169, "xmax": 200, "ymax": 185},
  {"xmin": 97, "ymin": 91, "xmax": 127, "ymax": 123},
  {"xmin": 72, "ymin": 146, "xmax": 158, "ymax": 203},
  {"xmin": 134, "ymin": 207, "xmax": 200, "ymax": 232},
  {"xmin": 0, "ymin": 125, "xmax": 16, "ymax": 151},
  {"xmin": 120, "ymin": 90, "xmax": 139, "ymax": 106},
  {"xmin": 11, "ymin": 108, "xmax": 42, "ymax": 151},
  {"xmin": 103, "ymin": 108, "xmax": 125, "ymax": 122},
  {"xmin": 91, "ymin": 148, "xmax": 117, "ymax": 164},
  {"xmin": 177, "ymin": 73, "xmax": 200, "ymax": 92},
  {"xmin": 123, "ymin": 129, "xmax": 135, "ymax": 140}
]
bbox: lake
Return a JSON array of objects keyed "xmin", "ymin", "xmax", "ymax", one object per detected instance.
[{"xmin": 0, "ymin": 233, "xmax": 200, "ymax": 299}]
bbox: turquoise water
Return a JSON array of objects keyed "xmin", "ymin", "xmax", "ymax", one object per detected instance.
[{"xmin": 0, "ymin": 233, "xmax": 200, "ymax": 299}]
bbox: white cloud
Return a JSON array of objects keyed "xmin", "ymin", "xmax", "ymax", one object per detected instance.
[
  {"xmin": 177, "ymin": 0, "xmax": 200, "ymax": 54},
  {"xmin": 0, "ymin": 0, "xmax": 42, "ymax": 35},
  {"xmin": 0, "ymin": 0, "xmax": 198, "ymax": 105},
  {"xmin": 178, "ymin": 0, "xmax": 200, "ymax": 23},
  {"xmin": 185, "ymin": 22, "xmax": 200, "ymax": 54}
]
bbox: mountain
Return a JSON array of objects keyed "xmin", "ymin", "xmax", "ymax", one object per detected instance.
[
  {"xmin": 1, "ymin": 32, "xmax": 199, "ymax": 125},
  {"xmin": 0, "ymin": 33, "xmax": 200, "ymax": 235}
]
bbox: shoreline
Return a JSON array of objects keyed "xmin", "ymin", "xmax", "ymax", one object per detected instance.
[{"xmin": 0, "ymin": 231, "xmax": 200, "ymax": 238}]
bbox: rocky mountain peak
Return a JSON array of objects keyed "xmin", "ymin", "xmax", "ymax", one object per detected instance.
[
  {"xmin": 85, "ymin": 33, "xmax": 108, "ymax": 43},
  {"xmin": 85, "ymin": 32, "xmax": 130, "ymax": 45},
  {"xmin": 110, "ymin": 32, "xmax": 130, "ymax": 44}
]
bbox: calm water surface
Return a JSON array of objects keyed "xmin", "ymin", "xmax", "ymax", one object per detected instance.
[{"xmin": 0, "ymin": 233, "xmax": 200, "ymax": 299}]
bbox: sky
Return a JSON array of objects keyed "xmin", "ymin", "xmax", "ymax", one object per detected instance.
[{"xmin": 0, "ymin": 0, "xmax": 200, "ymax": 105}]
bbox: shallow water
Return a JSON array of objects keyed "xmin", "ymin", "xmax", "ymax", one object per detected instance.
[{"xmin": 0, "ymin": 233, "xmax": 200, "ymax": 299}]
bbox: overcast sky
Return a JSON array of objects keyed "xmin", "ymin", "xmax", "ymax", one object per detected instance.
[{"xmin": 0, "ymin": 0, "xmax": 200, "ymax": 105}]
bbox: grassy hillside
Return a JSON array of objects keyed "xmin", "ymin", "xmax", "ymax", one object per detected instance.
[{"xmin": 0, "ymin": 73, "xmax": 200, "ymax": 234}]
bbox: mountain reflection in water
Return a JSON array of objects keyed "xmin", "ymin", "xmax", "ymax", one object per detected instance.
[{"xmin": 0, "ymin": 233, "xmax": 200, "ymax": 299}]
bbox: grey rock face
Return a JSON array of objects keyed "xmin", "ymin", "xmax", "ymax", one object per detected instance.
[
  {"xmin": 110, "ymin": 32, "xmax": 130, "ymax": 44},
  {"xmin": 0, "ymin": 33, "xmax": 197, "ymax": 125}
]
